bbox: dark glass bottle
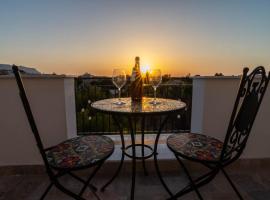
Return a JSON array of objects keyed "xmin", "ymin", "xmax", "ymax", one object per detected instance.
[{"xmin": 130, "ymin": 56, "xmax": 143, "ymax": 102}]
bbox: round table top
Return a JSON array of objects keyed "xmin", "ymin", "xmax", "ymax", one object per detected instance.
[{"xmin": 91, "ymin": 97, "xmax": 186, "ymax": 115}]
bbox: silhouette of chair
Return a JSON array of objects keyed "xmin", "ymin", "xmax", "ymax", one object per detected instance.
[
  {"xmin": 12, "ymin": 65, "xmax": 114, "ymax": 200},
  {"xmin": 161, "ymin": 66, "xmax": 270, "ymax": 199}
]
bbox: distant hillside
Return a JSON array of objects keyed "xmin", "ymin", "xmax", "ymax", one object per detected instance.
[{"xmin": 0, "ymin": 64, "xmax": 41, "ymax": 75}]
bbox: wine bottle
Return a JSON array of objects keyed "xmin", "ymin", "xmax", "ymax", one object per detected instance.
[{"xmin": 130, "ymin": 56, "xmax": 143, "ymax": 102}]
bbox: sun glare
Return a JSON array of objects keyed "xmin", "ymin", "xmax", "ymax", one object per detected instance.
[{"xmin": 141, "ymin": 65, "xmax": 150, "ymax": 75}]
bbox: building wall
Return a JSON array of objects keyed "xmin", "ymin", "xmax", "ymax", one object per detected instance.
[
  {"xmin": 0, "ymin": 76, "xmax": 76, "ymax": 166},
  {"xmin": 191, "ymin": 77, "xmax": 270, "ymax": 158}
]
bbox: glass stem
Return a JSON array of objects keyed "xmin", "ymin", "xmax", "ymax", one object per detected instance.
[
  {"xmin": 118, "ymin": 88, "xmax": 121, "ymax": 102},
  {"xmin": 154, "ymin": 87, "xmax": 157, "ymax": 103}
]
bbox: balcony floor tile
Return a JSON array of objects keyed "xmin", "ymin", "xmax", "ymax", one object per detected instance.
[{"xmin": 0, "ymin": 159, "xmax": 269, "ymax": 199}]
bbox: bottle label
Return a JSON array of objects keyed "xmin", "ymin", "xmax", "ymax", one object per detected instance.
[
  {"xmin": 130, "ymin": 57, "xmax": 143, "ymax": 102},
  {"xmin": 131, "ymin": 68, "xmax": 136, "ymax": 82}
]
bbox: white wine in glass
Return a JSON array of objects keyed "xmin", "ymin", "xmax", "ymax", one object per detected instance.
[
  {"xmin": 149, "ymin": 69, "xmax": 162, "ymax": 105},
  {"xmin": 112, "ymin": 68, "xmax": 127, "ymax": 105}
]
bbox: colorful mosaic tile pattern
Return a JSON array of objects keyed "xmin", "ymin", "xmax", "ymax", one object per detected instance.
[
  {"xmin": 46, "ymin": 135, "xmax": 114, "ymax": 169},
  {"xmin": 167, "ymin": 133, "xmax": 228, "ymax": 162},
  {"xmin": 91, "ymin": 97, "xmax": 186, "ymax": 114}
]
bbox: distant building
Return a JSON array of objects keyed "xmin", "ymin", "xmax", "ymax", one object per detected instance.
[
  {"xmin": 0, "ymin": 64, "xmax": 41, "ymax": 75},
  {"xmin": 79, "ymin": 72, "xmax": 94, "ymax": 78},
  {"xmin": 214, "ymin": 73, "xmax": 224, "ymax": 76}
]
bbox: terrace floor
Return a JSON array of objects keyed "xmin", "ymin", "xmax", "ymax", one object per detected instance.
[{"xmin": 1, "ymin": 159, "xmax": 270, "ymax": 200}]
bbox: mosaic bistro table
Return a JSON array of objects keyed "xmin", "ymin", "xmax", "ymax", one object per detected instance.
[{"xmin": 91, "ymin": 97, "xmax": 186, "ymax": 200}]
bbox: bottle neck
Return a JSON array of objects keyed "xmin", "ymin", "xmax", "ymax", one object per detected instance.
[{"xmin": 135, "ymin": 62, "xmax": 140, "ymax": 71}]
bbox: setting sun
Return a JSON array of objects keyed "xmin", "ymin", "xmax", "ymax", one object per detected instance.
[{"xmin": 140, "ymin": 65, "xmax": 150, "ymax": 76}]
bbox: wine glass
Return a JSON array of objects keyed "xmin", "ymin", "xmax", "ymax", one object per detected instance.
[
  {"xmin": 112, "ymin": 68, "xmax": 127, "ymax": 105},
  {"xmin": 149, "ymin": 69, "xmax": 162, "ymax": 105}
]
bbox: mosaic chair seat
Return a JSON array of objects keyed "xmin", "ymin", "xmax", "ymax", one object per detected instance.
[
  {"xmin": 13, "ymin": 65, "xmax": 114, "ymax": 200},
  {"xmin": 46, "ymin": 135, "xmax": 114, "ymax": 170},
  {"xmin": 167, "ymin": 133, "xmax": 231, "ymax": 163},
  {"xmin": 158, "ymin": 66, "xmax": 270, "ymax": 200}
]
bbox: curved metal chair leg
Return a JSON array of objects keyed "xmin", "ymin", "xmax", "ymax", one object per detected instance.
[
  {"xmin": 221, "ymin": 168, "xmax": 244, "ymax": 200},
  {"xmin": 175, "ymin": 156, "xmax": 203, "ymax": 200},
  {"xmin": 101, "ymin": 151, "xmax": 125, "ymax": 191},
  {"xmin": 54, "ymin": 180, "xmax": 85, "ymax": 200},
  {"xmin": 68, "ymin": 172, "xmax": 97, "ymax": 192},
  {"xmin": 79, "ymin": 163, "xmax": 103, "ymax": 196},
  {"xmin": 170, "ymin": 167, "xmax": 218, "ymax": 199},
  {"xmin": 40, "ymin": 182, "xmax": 53, "ymax": 200}
]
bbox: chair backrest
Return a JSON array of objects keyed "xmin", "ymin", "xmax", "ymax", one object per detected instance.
[
  {"xmin": 12, "ymin": 65, "xmax": 52, "ymax": 173},
  {"xmin": 220, "ymin": 66, "xmax": 270, "ymax": 164}
]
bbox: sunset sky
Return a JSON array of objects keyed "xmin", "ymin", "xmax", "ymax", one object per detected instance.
[{"xmin": 1, "ymin": 0, "xmax": 270, "ymax": 76}]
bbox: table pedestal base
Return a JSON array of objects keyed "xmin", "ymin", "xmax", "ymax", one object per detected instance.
[
  {"xmin": 124, "ymin": 144, "xmax": 154, "ymax": 160},
  {"xmin": 101, "ymin": 114, "xmax": 174, "ymax": 200}
]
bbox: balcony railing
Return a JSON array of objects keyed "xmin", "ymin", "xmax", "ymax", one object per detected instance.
[
  {"xmin": 2, "ymin": 75, "xmax": 270, "ymax": 166},
  {"xmin": 75, "ymin": 77, "xmax": 192, "ymax": 135}
]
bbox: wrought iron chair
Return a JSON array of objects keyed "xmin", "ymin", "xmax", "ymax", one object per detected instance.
[
  {"xmin": 12, "ymin": 65, "xmax": 115, "ymax": 200},
  {"xmin": 162, "ymin": 66, "xmax": 270, "ymax": 199}
]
